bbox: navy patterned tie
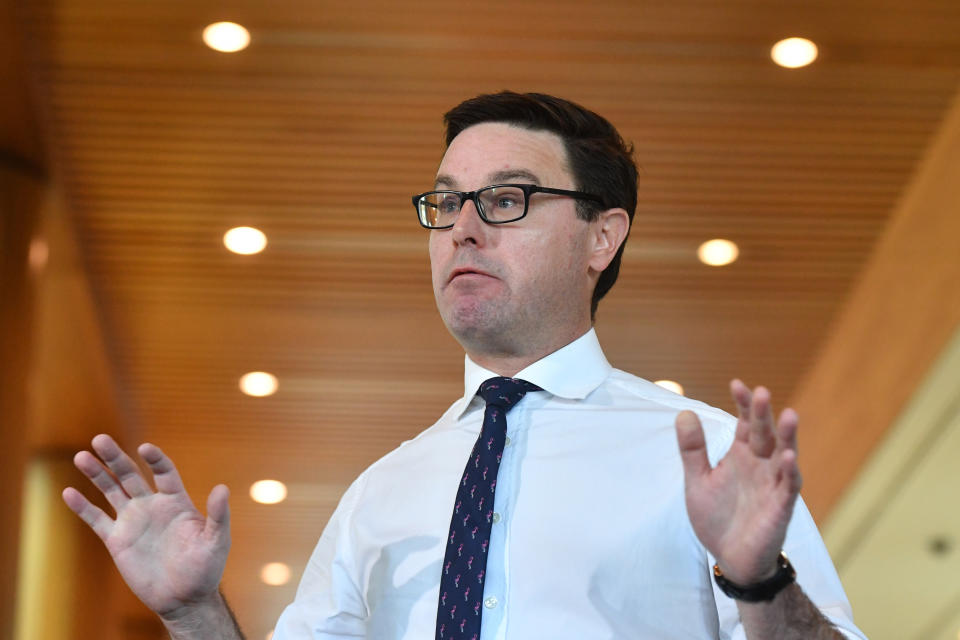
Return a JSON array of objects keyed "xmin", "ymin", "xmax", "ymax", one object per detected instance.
[{"xmin": 435, "ymin": 376, "xmax": 541, "ymax": 640}]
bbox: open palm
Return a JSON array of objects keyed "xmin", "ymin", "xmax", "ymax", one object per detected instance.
[
  {"xmin": 675, "ymin": 380, "xmax": 802, "ymax": 585},
  {"xmin": 63, "ymin": 434, "xmax": 231, "ymax": 617}
]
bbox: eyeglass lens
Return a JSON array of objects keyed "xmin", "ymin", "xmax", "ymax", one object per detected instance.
[{"xmin": 419, "ymin": 186, "xmax": 527, "ymax": 228}]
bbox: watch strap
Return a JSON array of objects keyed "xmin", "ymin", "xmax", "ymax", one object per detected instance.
[{"xmin": 712, "ymin": 552, "xmax": 796, "ymax": 602}]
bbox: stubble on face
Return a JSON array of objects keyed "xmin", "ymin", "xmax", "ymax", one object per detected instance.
[
  {"xmin": 439, "ymin": 230, "xmax": 589, "ymax": 358},
  {"xmin": 428, "ymin": 123, "xmax": 595, "ymax": 369}
]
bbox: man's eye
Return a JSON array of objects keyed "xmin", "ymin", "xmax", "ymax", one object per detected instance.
[
  {"xmin": 495, "ymin": 196, "xmax": 520, "ymax": 209},
  {"xmin": 440, "ymin": 197, "xmax": 460, "ymax": 214}
]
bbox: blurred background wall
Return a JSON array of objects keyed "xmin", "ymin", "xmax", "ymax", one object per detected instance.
[{"xmin": 2, "ymin": 1, "xmax": 960, "ymax": 639}]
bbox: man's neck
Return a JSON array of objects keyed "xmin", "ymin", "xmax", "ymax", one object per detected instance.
[{"xmin": 465, "ymin": 325, "xmax": 592, "ymax": 377}]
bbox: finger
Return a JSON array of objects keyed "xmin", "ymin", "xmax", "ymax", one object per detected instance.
[
  {"xmin": 747, "ymin": 386, "xmax": 776, "ymax": 457},
  {"xmin": 777, "ymin": 449, "xmax": 803, "ymax": 501},
  {"xmin": 205, "ymin": 484, "xmax": 232, "ymax": 544},
  {"xmin": 62, "ymin": 487, "xmax": 114, "ymax": 542},
  {"xmin": 138, "ymin": 442, "xmax": 187, "ymax": 495},
  {"xmin": 91, "ymin": 434, "xmax": 153, "ymax": 498},
  {"xmin": 729, "ymin": 379, "xmax": 752, "ymax": 419},
  {"xmin": 675, "ymin": 411, "xmax": 711, "ymax": 483},
  {"xmin": 73, "ymin": 449, "xmax": 131, "ymax": 511},
  {"xmin": 729, "ymin": 379, "xmax": 752, "ymax": 442},
  {"xmin": 774, "ymin": 407, "xmax": 799, "ymax": 458}
]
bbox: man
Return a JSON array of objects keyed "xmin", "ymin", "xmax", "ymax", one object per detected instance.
[{"xmin": 64, "ymin": 92, "xmax": 865, "ymax": 639}]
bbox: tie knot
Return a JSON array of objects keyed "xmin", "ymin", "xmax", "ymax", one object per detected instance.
[{"xmin": 478, "ymin": 376, "xmax": 541, "ymax": 410}]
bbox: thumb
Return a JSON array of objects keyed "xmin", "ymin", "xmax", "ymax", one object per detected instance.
[
  {"xmin": 675, "ymin": 410, "xmax": 711, "ymax": 483},
  {"xmin": 205, "ymin": 484, "xmax": 231, "ymax": 543}
]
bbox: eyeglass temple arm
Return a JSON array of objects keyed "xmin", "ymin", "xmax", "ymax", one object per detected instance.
[{"xmin": 530, "ymin": 185, "xmax": 604, "ymax": 206}]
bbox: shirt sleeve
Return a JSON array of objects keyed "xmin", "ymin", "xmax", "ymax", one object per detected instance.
[
  {"xmin": 710, "ymin": 496, "xmax": 868, "ymax": 639},
  {"xmin": 272, "ymin": 474, "xmax": 369, "ymax": 639}
]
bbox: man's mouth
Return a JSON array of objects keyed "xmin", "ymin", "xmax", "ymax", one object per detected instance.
[{"xmin": 448, "ymin": 267, "xmax": 493, "ymax": 283}]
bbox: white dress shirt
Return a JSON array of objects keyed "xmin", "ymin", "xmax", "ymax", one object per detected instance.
[{"xmin": 274, "ymin": 329, "xmax": 865, "ymax": 639}]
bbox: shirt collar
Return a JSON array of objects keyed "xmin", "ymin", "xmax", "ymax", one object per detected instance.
[{"xmin": 454, "ymin": 328, "xmax": 613, "ymax": 419}]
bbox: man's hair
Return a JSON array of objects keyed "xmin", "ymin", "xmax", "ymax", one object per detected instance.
[{"xmin": 443, "ymin": 91, "xmax": 638, "ymax": 318}]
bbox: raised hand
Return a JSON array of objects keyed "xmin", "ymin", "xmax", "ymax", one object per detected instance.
[
  {"xmin": 62, "ymin": 434, "xmax": 232, "ymax": 620},
  {"xmin": 675, "ymin": 379, "xmax": 802, "ymax": 585}
]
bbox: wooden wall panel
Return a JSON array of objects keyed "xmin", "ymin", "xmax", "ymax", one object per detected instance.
[
  {"xmin": 1, "ymin": 1, "xmax": 44, "ymax": 634},
  {"xmin": 794, "ymin": 88, "xmax": 960, "ymax": 517}
]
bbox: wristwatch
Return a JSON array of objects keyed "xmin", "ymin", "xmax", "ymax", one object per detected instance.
[{"xmin": 712, "ymin": 552, "xmax": 796, "ymax": 602}]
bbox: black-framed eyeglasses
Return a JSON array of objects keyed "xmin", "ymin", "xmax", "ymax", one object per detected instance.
[{"xmin": 412, "ymin": 183, "xmax": 605, "ymax": 229}]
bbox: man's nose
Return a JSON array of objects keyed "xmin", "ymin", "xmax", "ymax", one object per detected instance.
[{"xmin": 450, "ymin": 197, "xmax": 486, "ymax": 246}]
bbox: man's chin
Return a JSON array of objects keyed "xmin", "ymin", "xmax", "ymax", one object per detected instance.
[{"xmin": 441, "ymin": 304, "xmax": 504, "ymax": 347}]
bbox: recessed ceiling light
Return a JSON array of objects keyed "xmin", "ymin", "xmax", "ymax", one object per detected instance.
[
  {"xmin": 203, "ymin": 22, "xmax": 251, "ymax": 53},
  {"xmin": 260, "ymin": 562, "xmax": 291, "ymax": 586},
  {"xmin": 224, "ymin": 226, "xmax": 267, "ymax": 255},
  {"xmin": 28, "ymin": 238, "xmax": 49, "ymax": 273},
  {"xmin": 771, "ymin": 37, "xmax": 818, "ymax": 69},
  {"xmin": 654, "ymin": 380, "xmax": 684, "ymax": 395},
  {"xmin": 250, "ymin": 480, "xmax": 288, "ymax": 505},
  {"xmin": 240, "ymin": 372, "xmax": 278, "ymax": 397},
  {"xmin": 697, "ymin": 239, "xmax": 739, "ymax": 267}
]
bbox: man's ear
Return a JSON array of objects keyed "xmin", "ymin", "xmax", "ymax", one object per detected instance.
[{"xmin": 588, "ymin": 208, "xmax": 630, "ymax": 273}]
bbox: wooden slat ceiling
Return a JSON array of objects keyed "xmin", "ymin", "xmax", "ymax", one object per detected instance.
[{"xmin": 17, "ymin": 0, "xmax": 960, "ymax": 637}]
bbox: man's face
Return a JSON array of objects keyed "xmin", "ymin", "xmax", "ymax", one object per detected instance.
[{"xmin": 429, "ymin": 122, "xmax": 596, "ymax": 362}]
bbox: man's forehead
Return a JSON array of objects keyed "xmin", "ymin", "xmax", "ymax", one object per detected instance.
[
  {"xmin": 434, "ymin": 168, "xmax": 543, "ymax": 189},
  {"xmin": 433, "ymin": 123, "xmax": 572, "ymax": 189}
]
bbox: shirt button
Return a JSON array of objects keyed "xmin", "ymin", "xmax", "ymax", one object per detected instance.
[
  {"xmin": 492, "ymin": 512, "xmax": 501, "ymax": 524},
  {"xmin": 504, "ymin": 436, "xmax": 512, "ymax": 446},
  {"xmin": 484, "ymin": 596, "xmax": 498, "ymax": 609}
]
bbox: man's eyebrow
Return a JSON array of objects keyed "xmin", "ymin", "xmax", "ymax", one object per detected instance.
[
  {"xmin": 433, "ymin": 169, "xmax": 543, "ymax": 190},
  {"xmin": 489, "ymin": 169, "xmax": 541, "ymax": 185},
  {"xmin": 434, "ymin": 174, "xmax": 457, "ymax": 190}
]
